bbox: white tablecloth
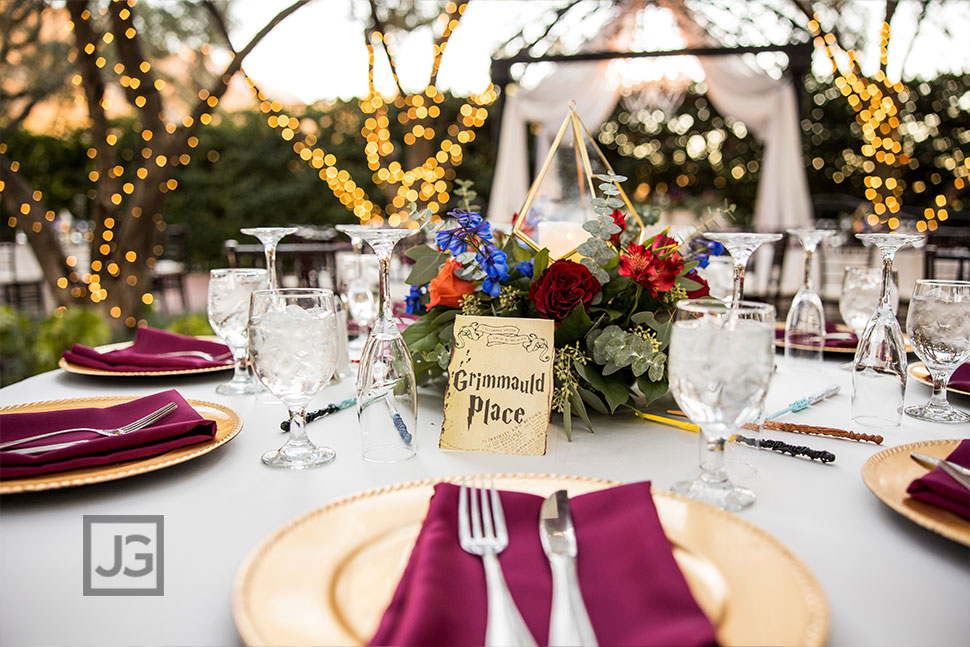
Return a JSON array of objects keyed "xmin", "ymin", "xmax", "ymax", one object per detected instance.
[{"xmin": 0, "ymin": 355, "xmax": 967, "ymax": 645}]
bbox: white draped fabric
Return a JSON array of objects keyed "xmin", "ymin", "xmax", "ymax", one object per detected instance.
[{"xmin": 487, "ymin": 1, "xmax": 812, "ymax": 232}]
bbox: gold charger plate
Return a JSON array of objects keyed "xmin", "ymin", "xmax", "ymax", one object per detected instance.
[
  {"xmin": 908, "ymin": 362, "xmax": 970, "ymax": 397},
  {"xmin": 862, "ymin": 439, "xmax": 970, "ymax": 546},
  {"xmin": 58, "ymin": 337, "xmax": 232, "ymax": 377},
  {"xmin": 0, "ymin": 395, "xmax": 242, "ymax": 494},
  {"xmin": 233, "ymin": 474, "xmax": 828, "ymax": 647}
]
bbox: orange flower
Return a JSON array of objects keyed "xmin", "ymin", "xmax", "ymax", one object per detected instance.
[{"xmin": 427, "ymin": 259, "xmax": 475, "ymax": 309}]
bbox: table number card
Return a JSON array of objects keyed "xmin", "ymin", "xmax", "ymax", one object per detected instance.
[{"xmin": 439, "ymin": 315, "xmax": 554, "ymax": 455}]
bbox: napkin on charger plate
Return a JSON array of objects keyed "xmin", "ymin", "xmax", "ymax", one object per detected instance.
[
  {"xmin": 62, "ymin": 327, "xmax": 231, "ymax": 372},
  {"xmin": 946, "ymin": 364, "xmax": 970, "ymax": 393},
  {"xmin": 0, "ymin": 389, "xmax": 217, "ymax": 479},
  {"xmin": 906, "ymin": 439, "xmax": 970, "ymax": 521},
  {"xmin": 369, "ymin": 481, "xmax": 717, "ymax": 647},
  {"xmin": 773, "ymin": 322, "xmax": 857, "ymax": 349}
]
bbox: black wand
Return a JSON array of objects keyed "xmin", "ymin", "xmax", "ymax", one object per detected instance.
[{"xmin": 735, "ymin": 434, "xmax": 836, "ymax": 463}]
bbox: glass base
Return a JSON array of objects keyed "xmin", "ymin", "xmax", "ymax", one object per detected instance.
[
  {"xmin": 216, "ymin": 378, "xmax": 261, "ymax": 395},
  {"xmin": 363, "ymin": 444, "xmax": 416, "ymax": 463},
  {"xmin": 851, "ymin": 413, "xmax": 901, "ymax": 428},
  {"xmin": 905, "ymin": 402, "xmax": 970, "ymax": 424},
  {"xmin": 261, "ymin": 443, "xmax": 335, "ymax": 469},
  {"xmin": 670, "ymin": 477, "xmax": 755, "ymax": 511}
]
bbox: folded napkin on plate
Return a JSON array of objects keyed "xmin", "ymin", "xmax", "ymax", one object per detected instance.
[
  {"xmin": 62, "ymin": 327, "xmax": 230, "ymax": 372},
  {"xmin": 774, "ymin": 322, "xmax": 857, "ymax": 349},
  {"xmin": 369, "ymin": 481, "xmax": 717, "ymax": 647},
  {"xmin": 0, "ymin": 389, "xmax": 217, "ymax": 479},
  {"xmin": 947, "ymin": 364, "xmax": 970, "ymax": 392},
  {"xmin": 906, "ymin": 439, "xmax": 970, "ymax": 520}
]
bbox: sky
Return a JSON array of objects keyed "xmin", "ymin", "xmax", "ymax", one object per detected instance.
[{"xmin": 227, "ymin": 0, "xmax": 970, "ymax": 104}]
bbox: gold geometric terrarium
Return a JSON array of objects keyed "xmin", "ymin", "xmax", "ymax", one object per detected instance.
[{"xmin": 512, "ymin": 104, "xmax": 642, "ymax": 261}]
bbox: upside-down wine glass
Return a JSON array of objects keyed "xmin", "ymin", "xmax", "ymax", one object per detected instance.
[
  {"xmin": 851, "ymin": 232, "xmax": 924, "ymax": 427},
  {"xmin": 670, "ymin": 300, "xmax": 776, "ymax": 511},
  {"xmin": 249, "ymin": 288, "xmax": 338, "ymax": 468},
  {"xmin": 336, "ymin": 225, "xmax": 378, "ymax": 358},
  {"xmin": 338, "ymin": 225, "xmax": 419, "ymax": 462},
  {"xmin": 240, "ymin": 226, "xmax": 299, "ymax": 289},
  {"xmin": 905, "ymin": 280, "xmax": 970, "ymax": 424},
  {"xmin": 703, "ymin": 232, "xmax": 783, "ymax": 305},
  {"xmin": 207, "ymin": 268, "xmax": 268, "ymax": 394},
  {"xmin": 784, "ymin": 229, "xmax": 836, "ymax": 363},
  {"xmin": 838, "ymin": 267, "xmax": 899, "ymax": 369}
]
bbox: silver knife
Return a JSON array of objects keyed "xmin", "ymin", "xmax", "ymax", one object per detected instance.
[
  {"xmin": 539, "ymin": 490, "xmax": 598, "ymax": 647},
  {"xmin": 911, "ymin": 452, "xmax": 970, "ymax": 491}
]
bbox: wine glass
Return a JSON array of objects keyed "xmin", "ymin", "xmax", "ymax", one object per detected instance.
[
  {"xmin": 703, "ymin": 232, "xmax": 783, "ymax": 304},
  {"xmin": 905, "ymin": 280, "xmax": 970, "ymax": 424},
  {"xmin": 240, "ymin": 226, "xmax": 299, "ymax": 289},
  {"xmin": 851, "ymin": 233, "xmax": 923, "ymax": 427},
  {"xmin": 249, "ymin": 288, "xmax": 338, "ymax": 469},
  {"xmin": 207, "ymin": 268, "xmax": 268, "ymax": 395},
  {"xmin": 838, "ymin": 267, "xmax": 898, "ymax": 369},
  {"xmin": 669, "ymin": 299, "xmax": 776, "ymax": 511},
  {"xmin": 784, "ymin": 229, "xmax": 835, "ymax": 363},
  {"xmin": 338, "ymin": 224, "xmax": 419, "ymax": 462},
  {"xmin": 336, "ymin": 226, "xmax": 379, "ymax": 358}
]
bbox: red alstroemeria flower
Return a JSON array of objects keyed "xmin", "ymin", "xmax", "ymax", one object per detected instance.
[
  {"xmin": 608, "ymin": 209, "xmax": 626, "ymax": 246},
  {"xmin": 618, "ymin": 236, "xmax": 685, "ymax": 297}
]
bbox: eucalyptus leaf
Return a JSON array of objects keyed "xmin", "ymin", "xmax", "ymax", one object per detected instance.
[
  {"xmin": 577, "ymin": 385, "xmax": 609, "ymax": 415},
  {"xmin": 562, "ymin": 398, "xmax": 572, "ymax": 441},
  {"xmin": 570, "ymin": 389, "xmax": 594, "ymax": 434},
  {"xmin": 606, "ymin": 197, "xmax": 625, "ymax": 209},
  {"xmin": 636, "ymin": 376, "xmax": 668, "ymax": 407}
]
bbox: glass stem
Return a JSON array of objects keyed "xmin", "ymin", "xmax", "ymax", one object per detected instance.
[
  {"xmin": 803, "ymin": 249, "xmax": 815, "ymax": 291},
  {"xmin": 230, "ymin": 347, "xmax": 249, "ymax": 384},
  {"xmin": 929, "ymin": 369, "xmax": 953, "ymax": 410},
  {"xmin": 732, "ymin": 261, "xmax": 745, "ymax": 303},
  {"xmin": 265, "ymin": 245, "xmax": 278, "ymax": 290},
  {"xmin": 285, "ymin": 405, "xmax": 310, "ymax": 447},
  {"xmin": 377, "ymin": 246, "xmax": 393, "ymax": 323},
  {"xmin": 699, "ymin": 426, "xmax": 729, "ymax": 483},
  {"xmin": 878, "ymin": 254, "xmax": 894, "ymax": 309}
]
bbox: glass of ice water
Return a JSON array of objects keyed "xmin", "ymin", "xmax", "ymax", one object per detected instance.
[
  {"xmin": 249, "ymin": 288, "xmax": 338, "ymax": 469},
  {"xmin": 905, "ymin": 280, "xmax": 970, "ymax": 424},
  {"xmin": 669, "ymin": 300, "xmax": 776, "ymax": 511},
  {"xmin": 207, "ymin": 268, "xmax": 268, "ymax": 395}
]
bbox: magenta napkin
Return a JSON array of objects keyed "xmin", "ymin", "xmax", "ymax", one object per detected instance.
[
  {"xmin": 906, "ymin": 439, "xmax": 970, "ymax": 520},
  {"xmin": 369, "ymin": 481, "xmax": 717, "ymax": 647},
  {"xmin": 0, "ymin": 389, "xmax": 217, "ymax": 479},
  {"xmin": 947, "ymin": 364, "xmax": 970, "ymax": 392},
  {"xmin": 774, "ymin": 321, "xmax": 857, "ymax": 349},
  {"xmin": 62, "ymin": 328, "xmax": 231, "ymax": 372}
]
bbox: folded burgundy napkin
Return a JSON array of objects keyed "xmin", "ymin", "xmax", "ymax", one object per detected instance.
[
  {"xmin": 0, "ymin": 389, "xmax": 217, "ymax": 479},
  {"xmin": 369, "ymin": 481, "xmax": 717, "ymax": 647},
  {"xmin": 906, "ymin": 439, "xmax": 970, "ymax": 520},
  {"xmin": 774, "ymin": 322, "xmax": 857, "ymax": 349},
  {"xmin": 62, "ymin": 327, "xmax": 231, "ymax": 372},
  {"xmin": 947, "ymin": 364, "xmax": 970, "ymax": 392}
]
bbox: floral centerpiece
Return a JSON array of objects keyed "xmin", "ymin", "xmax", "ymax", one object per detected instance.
[{"xmin": 402, "ymin": 176, "xmax": 716, "ymax": 438}]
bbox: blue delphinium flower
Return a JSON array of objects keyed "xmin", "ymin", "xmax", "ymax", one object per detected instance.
[
  {"xmin": 481, "ymin": 272, "xmax": 508, "ymax": 297},
  {"xmin": 695, "ymin": 253, "xmax": 710, "ymax": 268},
  {"xmin": 405, "ymin": 284, "xmax": 427, "ymax": 314},
  {"xmin": 435, "ymin": 227, "xmax": 467, "ymax": 255},
  {"xmin": 516, "ymin": 260, "xmax": 534, "ymax": 278},
  {"xmin": 450, "ymin": 209, "xmax": 493, "ymax": 241},
  {"xmin": 476, "ymin": 245, "xmax": 509, "ymax": 278},
  {"xmin": 706, "ymin": 240, "xmax": 725, "ymax": 256}
]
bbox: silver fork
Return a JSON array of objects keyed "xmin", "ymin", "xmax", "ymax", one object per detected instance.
[
  {"xmin": 155, "ymin": 350, "xmax": 232, "ymax": 361},
  {"xmin": 458, "ymin": 479, "xmax": 537, "ymax": 647},
  {"xmin": 0, "ymin": 402, "xmax": 179, "ymax": 451}
]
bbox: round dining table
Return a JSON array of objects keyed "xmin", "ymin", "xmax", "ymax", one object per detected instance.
[{"xmin": 0, "ymin": 353, "xmax": 967, "ymax": 646}]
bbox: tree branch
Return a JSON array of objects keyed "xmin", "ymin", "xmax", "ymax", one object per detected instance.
[
  {"xmin": 108, "ymin": 0, "xmax": 164, "ymax": 133},
  {"xmin": 366, "ymin": 0, "xmax": 406, "ymax": 96}
]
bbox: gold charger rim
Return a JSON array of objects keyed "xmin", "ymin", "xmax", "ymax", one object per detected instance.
[
  {"xmin": 907, "ymin": 361, "xmax": 970, "ymax": 397},
  {"xmin": 58, "ymin": 337, "xmax": 233, "ymax": 377},
  {"xmin": 861, "ymin": 438, "xmax": 970, "ymax": 546},
  {"xmin": 0, "ymin": 395, "xmax": 242, "ymax": 494},
  {"xmin": 232, "ymin": 473, "xmax": 829, "ymax": 647}
]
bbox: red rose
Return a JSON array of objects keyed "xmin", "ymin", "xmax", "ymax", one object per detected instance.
[
  {"xmin": 618, "ymin": 236, "xmax": 685, "ymax": 297},
  {"xmin": 684, "ymin": 269, "xmax": 711, "ymax": 298},
  {"xmin": 528, "ymin": 259, "xmax": 601, "ymax": 324},
  {"xmin": 608, "ymin": 209, "xmax": 626, "ymax": 246}
]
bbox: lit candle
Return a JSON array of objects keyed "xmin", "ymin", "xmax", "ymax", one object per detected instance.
[{"xmin": 537, "ymin": 221, "xmax": 590, "ymax": 259}]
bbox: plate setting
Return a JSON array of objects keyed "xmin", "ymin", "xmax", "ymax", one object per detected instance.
[
  {"xmin": 233, "ymin": 474, "xmax": 828, "ymax": 647},
  {"xmin": 862, "ymin": 439, "xmax": 970, "ymax": 546},
  {"xmin": 907, "ymin": 362, "xmax": 970, "ymax": 397},
  {"xmin": 58, "ymin": 337, "xmax": 233, "ymax": 377},
  {"xmin": 0, "ymin": 396, "xmax": 242, "ymax": 494}
]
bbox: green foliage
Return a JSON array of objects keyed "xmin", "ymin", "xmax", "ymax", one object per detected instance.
[
  {"xmin": 165, "ymin": 313, "xmax": 214, "ymax": 337},
  {"xmin": 33, "ymin": 309, "xmax": 111, "ymax": 372}
]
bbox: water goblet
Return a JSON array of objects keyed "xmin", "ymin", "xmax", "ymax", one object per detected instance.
[
  {"xmin": 838, "ymin": 267, "xmax": 898, "ymax": 369},
  {"xmin": 905, "ymin": 280, "xmax": 970, "ymax": 424},
  {"xmin": 339, "ymin": 225, "xmax": 419, "ymax": 462},
  {"xmin": 703, "ymin": 232, "xmax": 783, "ymax": 304},
  {"xmin": 207, "ymin": 268, "xmax": 268, "ymax": 395},
  {"xmin": 669, "ymin": 300, "xmax": 776, "ymax": 511},
  {"xmin": 784, "ymin": 229, "xmax": 836, "ymax": 363},
  {"xmin": 240, "ymin": 226, "xmax": 299, "ymax": 289},
  {"xmin": 249, "ymin": 288, "xmax": 338, "ymax": 469},
  {"xmin": 851, "ymin": 233, "xmax": 923, "ymax": 427}
]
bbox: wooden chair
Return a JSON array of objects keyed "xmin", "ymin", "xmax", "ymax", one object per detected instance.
[
  {"xmin": 924, "ymin": 245, "xmax": 970, "ymax": 281},
  {"xmin": 151, "ymin": 225, "xmax": 189, "ymax": 312}
]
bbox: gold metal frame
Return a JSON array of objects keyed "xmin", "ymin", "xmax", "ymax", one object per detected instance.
[{"xmin": 512, "ymin": 105, "xmax": 642, "ymax": 260}]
